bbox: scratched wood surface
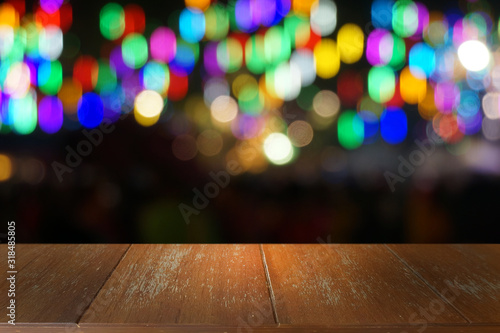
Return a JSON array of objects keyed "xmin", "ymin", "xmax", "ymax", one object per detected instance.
[
  {"xmin": 1, "ymin": 244, "xmax": 499, "ymax": 332},
  {"xmin": 3, "ymin": 244, "xmax": 49, "ymax": 273},
  {"xmin": 387, "ymin": 244, "xmax": 500, "ymax": 324},
  {"xmin": 80, "ymin": 244, "xmax": 276, "ymax": 327},
  {"xmin": 262, "ymin": 244, "xmax": 467, "ymax": 327},
  {"xmin": 0, "ymin": 244, "xmax": 129, "ymax": 324},
  {"xmin": 5, "ymin": 325, "xmax": 500, "ymax": 333}
]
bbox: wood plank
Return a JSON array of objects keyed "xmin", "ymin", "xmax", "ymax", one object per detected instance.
[
  {"xmin": 0, "ymin": 244, "xmax": 129, "ymax": 324},
  {"xmin": 79, "ymin": 244, "xmax": 275, "ymax": 327},
  {"xmin": 262, "ymin": 244, "xmax": 468, "ymax": 327},
  {"xmin": 0, "ymin": 244, "xmax": 52, "ymax": 274},
  {"xmin": 387, "ymin": 244, "xmax": 500, "ymax": 324},
  {"xmin": 5, "ymin": 324, "xmax": 500, "ymax": 333}
]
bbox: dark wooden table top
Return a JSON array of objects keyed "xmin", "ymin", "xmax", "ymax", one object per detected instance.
[{"xmin": 0, "ymin": 244, "xmax": 499, "ymax": 332}]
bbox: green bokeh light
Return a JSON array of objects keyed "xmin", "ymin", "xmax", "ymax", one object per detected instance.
[
  {"xmin": 284, "ymin": 14, "xmax": 309, "ymax": 48},
  {"xmin": 100, "ymin": 3, "xmax": 125, "ymax": 40},
  {"xmin": 122, "ymin": 33, "xmax": 149, "ymax": 69},
  {"xmin": 9, "ymin": 92, "xmax": 37, "ymax": 135},
  {"xmin": 265, "ymin": 26, "xmax": 291, "ymax": 66},
  {"xmin": 95, "ymin": 60, "xmax": 118, "ymax": 95},
  {"xmin": 389, "ymin": 34, "xmax": 406, "ymax": 69},
  {"xmin": 392, "ymin": 0, "xmax": 419, "ymax": 38},
  {"xmin": 245, "ymin": 35, "xmax": 266, "ymax": 74},
  {"xmin": 368, "ymin": 66, "xmax": 395, "ymax": 103},
  {"xmin": 338, "ymin": 110, "xmax": 364, "ymax": 150},
  {"xmin": 238, "ymin": 85, "xmax": 262, "ymax": 114},
  {"xmin": 205, "ymin": 4, "xmax": 229, "ymax": 41},
  {"xmin": 39, "ymin": 60, "xmax": 63, "ymax": 96}
]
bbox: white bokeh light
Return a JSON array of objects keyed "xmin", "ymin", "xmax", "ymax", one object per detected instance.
[
  {"xmin": 274, "ymin": 62, "xmax": 302, "ymax": 101},
  {"xmin": 39, "ymin": 25, "xmax": 64, "ymax": 61},
  {"xmin": 263, "ymin": 133, "xmax": 294, "ymax": 165},
  {"xmin": 290, "ymin": 49, "xmax": 316, "ymax": 87},
  {"xmin": 135, "ymin": 90, "xmax": 164, "ymax": 118},
  {"xmin": 310, "ymin": 0, "xmax": 337, "ymax": 37},
  {"xmin": 458, "ymin": 40, "xmax": 490, "ymax": 72},
  {"xmin": 4, "ymin": 62, "xmax": 31, "ymax": 98}
]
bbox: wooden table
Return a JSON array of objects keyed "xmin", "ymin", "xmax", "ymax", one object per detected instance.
[{"xmin": 0, "ymin": 244, "xmax": 499, "ymax": 332}]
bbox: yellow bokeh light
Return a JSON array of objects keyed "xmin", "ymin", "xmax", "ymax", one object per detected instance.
[
  {"xmin": 241, "ymin": 142, "xmax": 269, "ymax": 174},
  {"xmin": 134, "ymin": 90, "xmax": 164, "ymax": 127},
  {"xmin": 184, "ymin": 96, "xmax": 211, "ymax": 128},
  {"xmin": 58, "ymin": 79, "xmax": 83, "ymax": 115},
  {"xmin": 232, "ymin": 74, "xmax": 258, "ymax": 99},
  {"xmin": 264, "ymin": 115, "xmax": 287, "ymax": 134},
  {"xmin": 227, "ymin": 141, "xmax": 268, "ymax": 174},
  {"xmin": 313, "ymin": 38, "xmax": 340, "ymax": 79},
  {"xmin": 0, "ymin": 154, "xmax": 12, "ymax": 182},
  {"xmin": 0, "ymin": 3, "xmax": 19, "ymax": 27},
  {"xmin": 134, "ymin": 111, "xmax": 161, "ymax": 127},
  {"xmin": 185, "ymin": 0, "xmax": 211, "ymax": 11},
  {"xmin": 293, "ymin": 0, "xmax": 317, "ymax": 15},
  {"xmin": 337, "ymin": 23, "xmax": 364, "ymax": 64},
  {"xmin": 308, "ymin": 109, "xmax": 336, "ymax": 130},
  {"xmin": 418, "ymin": 86, "xmax": 438, "ymax": 120},
  {"xmin": 197, "ymin": 129, "xmax": 223, "ymax": 156},
  {"xmin": 400, "ymin": 66, "xmax": 427, "ymax": 104}
]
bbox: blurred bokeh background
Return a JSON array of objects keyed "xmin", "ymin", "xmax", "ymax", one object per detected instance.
[{"xmin": 1, "ymin": 0, "xmax": 500, "ymax": 243}]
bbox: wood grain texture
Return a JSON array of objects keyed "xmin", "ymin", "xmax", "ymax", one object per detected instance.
[
  {"xmin": 1, "ymin": 244, "xmax": 49, "ymax": 273},
  {"xmin": 5, "ymin": 324, "xmax": 500, "ymax": 333},
  {"xmin": 0, "ymin": 244, "xmax": 129, "ymax": 324},
  {"xmin": 1, "ymin": 244, "xmax": 499, "ymax": 332},
  {"xmin": 262, "ymin": 244, "xmax": 468, "ymax": 327},
  {"xmin": 387, "ymin": 244, "xmax": 500, "ymax": 324},
  {"xmin": 80, "ymin": 244, "xmax": 276, "ymax": 327}
]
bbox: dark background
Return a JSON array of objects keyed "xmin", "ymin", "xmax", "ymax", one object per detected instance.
[{"xmin": 1, "ymin": 0, "xmax": 500, "ymax": 243}]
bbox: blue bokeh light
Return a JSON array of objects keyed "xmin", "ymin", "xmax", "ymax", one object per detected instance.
[
  {"xmin": 371, "ymin": 0, "xmax": 394, "ymax": 30},
  {"xmin": 77, "ymin": 93, "xmax": 104, "ymax": 128},
  {"xmin": 381, "ymin": 107, "xmax": 407, "ymax": 144},
  {"xmin": 409, "ymin": 43, "xmax": 435, "ymax": 78},
  {"xmin": 179, "ymin": 8, "xmax": 206, "ymax": 43}
]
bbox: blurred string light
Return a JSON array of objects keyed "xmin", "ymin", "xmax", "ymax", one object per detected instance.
[
  {"xmin": 263, "ymin": 132, "xmax": 294, "ymax": 165},
  {"xmin": 457, "ymin": 40, "xmax": 490, "ymax": 72},
  {"xmin": 1, "ymin": 0, "xmax": 500, "ymax": 173},
  {"xmin": 0, "ymin": 153, "xmax": 13, "ymax": 182}
]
